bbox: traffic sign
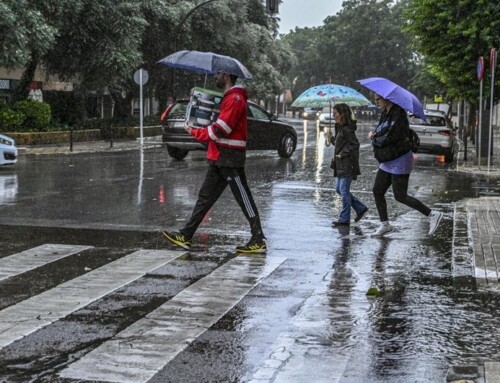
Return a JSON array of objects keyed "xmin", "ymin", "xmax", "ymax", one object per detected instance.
[
  {"xmin": 477, "ymin": 56, "xmax": 485, "ymax": 80},
  {"xmin": 490, "ymin": 48, "xmax": 497, "ymax": 71},
  {"xmin": 134, "ymin": 68, "xmax": 148, "ymax": 146},
  {"xmin": 134, "ymin": 69, "xmax": 149, "ymax": 85}
]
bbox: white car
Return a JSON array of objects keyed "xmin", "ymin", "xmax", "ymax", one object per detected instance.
[
  {"xmin": 299, "ymin": 107, "xmax": 321, "ymax": 120},
  {"xmin": 0, "ymin": 133, "xmax": 18, "ymax": 165},
  {"xmin": 409, "ymin": 110, "xmax": 457, "ymax": 163}
]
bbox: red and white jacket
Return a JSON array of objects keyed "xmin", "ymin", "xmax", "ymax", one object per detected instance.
[{"xmin": 190, "ymin": 85, "xmax": 247, "ymax": 167}]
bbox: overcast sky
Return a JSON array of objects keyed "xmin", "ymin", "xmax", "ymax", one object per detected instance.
[{"xmin": 278, "ymin": 0, "xmax": 344, "ymax": 34}]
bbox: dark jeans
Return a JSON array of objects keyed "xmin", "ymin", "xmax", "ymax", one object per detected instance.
[
  {"xmin": 372, "ymin": 169, "xmax": 431, "ymax": 222},
  {"xmin": 180, "ymin": 165, "xmax": 264, "ymax": 241}
]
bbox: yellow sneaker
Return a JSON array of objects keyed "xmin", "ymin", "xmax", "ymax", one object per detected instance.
[
  {"xmin": 162, "ymin": 231, "xmax": 191, "ymax": 250},
  {"xmin": 236, "ymin": 239, "xmax": 267, "ymax": 254}
]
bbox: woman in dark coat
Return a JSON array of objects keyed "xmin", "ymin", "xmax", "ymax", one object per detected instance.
[
  {"xmin": 367, "ymin": 93, "xmax": 443, "ymax": 237},
  {"xmin": 330, "ymin": 103, "xmax": 368, "ymax": 226}
]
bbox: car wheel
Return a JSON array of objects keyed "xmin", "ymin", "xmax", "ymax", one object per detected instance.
[
  {"xmin": 167, "ymin": 145, "xmax": 189, "ymax": 160},
  {"xmin": 278, "ymin": 133, "xmax": 296, "ymax": 158}
]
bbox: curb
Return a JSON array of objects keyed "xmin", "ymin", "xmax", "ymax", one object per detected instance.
[
  {"xmin": 18, "ymin": 138, "xmax": 164, "ymax": 156},
  {"xmin": 451, "ymin": 200, "xmax": 475, "ymax": 280}
]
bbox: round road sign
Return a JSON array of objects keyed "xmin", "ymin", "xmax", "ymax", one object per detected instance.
[
  {"xmin": 477, "ymin": 56, "xmax": 485, "ymax": 80},
  {"xmin": 134, "ymin": 69, "xmax": 149, "ymax": 85}
]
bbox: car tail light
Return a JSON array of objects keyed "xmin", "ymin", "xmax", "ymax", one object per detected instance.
[
  {"xmin": 438, "ymin": 130, "xmax": 451, "ymax": 137},
  {"xmin": 160, "ymin": 104, "xmax": 175, "ymax": 122}
]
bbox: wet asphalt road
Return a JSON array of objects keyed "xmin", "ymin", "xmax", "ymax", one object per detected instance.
[{"xmin": 0, "ymin": 119, "xmax": 497, "ymax": 383}]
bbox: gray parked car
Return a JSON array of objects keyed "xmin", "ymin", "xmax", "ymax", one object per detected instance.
[{"xmin": 409, "ymin": 110, "xmax": 457, "ymax": 163}]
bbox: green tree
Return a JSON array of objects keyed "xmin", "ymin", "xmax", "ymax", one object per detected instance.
[
  {"xmin": 281, "ymin": 0, "xmax": 418, "ymax": 102},
  {"xmin": 0, "ymin": 0, "xmax": 57, "ymax": 68},
  {"xmin": 149, "ymin": 0, "xmax": 292, "ymax": 105},
  {"xmin": 44, "ymin": 0, "xmax": 147, "ymax": 92},
  {"xmin": 405, "ymin": 0, "xmax": 500, "ymax": 102},
  {"xmin": 319, "ymin": 0, "xmax": 416, "ymax": 89},
  {"xmin": 0, "ymin": 0, "xmax": 65, "ymax": 101},
  {"xmin": 2, "ymin": 0, "xmax": 292, "ymax": 117},
  {"xmin": 281, "ymin": 27, "xmax": 322, "ymax": 99}
]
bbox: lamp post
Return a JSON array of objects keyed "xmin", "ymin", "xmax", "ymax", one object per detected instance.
[{"xmin": 171, "ymin": 0, "xmax": 219, "ymax": 100}]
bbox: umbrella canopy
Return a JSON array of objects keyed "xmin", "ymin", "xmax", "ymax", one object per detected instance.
[
  {"xmin": 357, "ymin": 77, "xmax": 425, "ymax": 120},
  {"xmin": 158, "ymin": 50, "xmax": 253, "ymax": 79},
  {"xmin": 291, "ymin": 84, "xmax": 372, "ymax": 108}
]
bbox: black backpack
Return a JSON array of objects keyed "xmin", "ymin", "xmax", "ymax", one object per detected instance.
[{"xmin": 408, "ymin": 128, "xmax": 420, "ymax": 153}]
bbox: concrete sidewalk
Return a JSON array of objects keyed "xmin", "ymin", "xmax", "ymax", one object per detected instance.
[
  {"xmin": 449, "ymin": 133, "xmax": 500, "ymax": 383},
  {"xmin": 404, "ymin": 129, "xmax": 500, "ymax": 382},
  {"xmin": 18, "ymin": 136, "xmax": 164, "ymax": 156},
  {"xmin": 453, "ymin": 131, "xmax": 500, "ymax": 292}
]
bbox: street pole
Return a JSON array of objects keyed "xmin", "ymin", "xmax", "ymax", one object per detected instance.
[
  {"xmin": 139, "ymin": 69, "xmax": 144, "ymax": 146},
  {"xmin": 171, "ymin": 0, "xmax": 220, "ymax": 100},
  {"xmin": 488, "ymin": 48, "xmax": 497, "ymax": 173},
  {"xmin": 477, "ymin": 56, "xmax": 485, "ymax": 166}
]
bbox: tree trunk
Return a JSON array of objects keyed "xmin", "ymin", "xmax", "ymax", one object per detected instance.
[
  {"xmin": 111, "ymin": 91, "xmax": 133, "ymax": 118},
  {"xmin": 11, "ymin": 52, "xmax": 39, "ymax": 103},
  {"xmin": 468, "ymin": 100, "xmax": 477, "ymax": 145}
]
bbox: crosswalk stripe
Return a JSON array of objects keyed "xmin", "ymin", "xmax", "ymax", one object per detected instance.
[
  {"xmin": 0, "ymin": 244, "xmax": 93, "ymax": 282},
  {"xmin": 0, "ymin": 249, "xmax": 183, "ymax": 349},
  {"xmin": 59, "ymin": 255, "xmax": 287, "ymax": 383}
]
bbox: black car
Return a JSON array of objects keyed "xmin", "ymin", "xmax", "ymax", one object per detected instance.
[{"xmin": 161, "ymin": 100, "xmax": 297, "ymax": 160}]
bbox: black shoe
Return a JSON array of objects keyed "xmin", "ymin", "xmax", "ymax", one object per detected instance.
[
  {"xmin": 354, "ymin": 207, "xmax": 369, "ymax": 223},
  {"xmin": 236, "ymin": 238, "xmax": 267, "ymax": 254},
  {"xmin": 332, "ymin": 221, "xmax": 350, "ymax": 227},
  {"xmin": 162, "ymin": 231, "xmax": 191, "ymax": 250}
]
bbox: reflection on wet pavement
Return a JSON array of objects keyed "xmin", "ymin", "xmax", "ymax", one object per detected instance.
[{"xmin": 1, "ymin": 119, "xmax": 498, "ymax": 382}]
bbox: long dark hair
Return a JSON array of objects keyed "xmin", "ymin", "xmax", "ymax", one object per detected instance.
[{"xmin": 333, "ymin": 103, "xmax": 355, "ymax": 125}]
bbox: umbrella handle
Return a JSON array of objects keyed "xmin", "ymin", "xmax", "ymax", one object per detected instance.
[{"xmin": 324, "ymin": 126, "xmax": 333, "ymax": 147}]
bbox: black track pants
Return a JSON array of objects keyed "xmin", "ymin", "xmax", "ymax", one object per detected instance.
[
  {"xmin": 372, "ymin": 168, "xmax": 431, "ymax": 222},
  {"xmin": 180, "ymin": 165, "xmax": 264, "ymax": 240}
]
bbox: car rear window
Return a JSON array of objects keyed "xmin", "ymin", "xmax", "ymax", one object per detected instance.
[
  {"xmin": 410, "ymin": 115, "xmax": 446, "ymax": 126},
  {"xmin": 248, "ymin": 104, "xmax": 268, "ymax": 120},
  {"xmin": 169, "ymin": 102, "xmax": 188, "ymax": 118}
]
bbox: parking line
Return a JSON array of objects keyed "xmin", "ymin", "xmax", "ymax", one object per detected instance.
[{"xmin": 59, "ymin": 256, "xmax": 286, "ymax": 383}]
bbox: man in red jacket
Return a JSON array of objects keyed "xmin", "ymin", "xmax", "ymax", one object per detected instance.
[{"xmin": 163, "ymin": 71, "xmax": 266, "ymax": 253}]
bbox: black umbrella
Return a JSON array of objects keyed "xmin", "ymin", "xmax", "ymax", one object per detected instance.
[{"xmin": 158, "ymin": 50, "xmax": 253, "ymax": 79}]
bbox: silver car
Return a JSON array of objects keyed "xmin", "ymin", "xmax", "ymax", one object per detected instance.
[
  {"xmin": 409, "ymin": 110, "xmax": 457, "ymax": 163},
  {"xmin": 0, "ymin": 133, "xmax": 17, "ymax": 165},
  {"xmin": 318, "ymin": 107, "xmax": 334, "ymax": 126}
]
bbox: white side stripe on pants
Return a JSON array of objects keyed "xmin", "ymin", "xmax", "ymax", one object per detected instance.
[{"xmin": 231, "ymin": 174, "xmax": 256, "ymax": 218}]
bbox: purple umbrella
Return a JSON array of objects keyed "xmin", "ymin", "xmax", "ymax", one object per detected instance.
[{"xmin": 357, "ymin": 77, "xmax": 426, "ymax": 120}]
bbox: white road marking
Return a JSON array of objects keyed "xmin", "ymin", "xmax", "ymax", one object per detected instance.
[
  {"xmin": 0, "ymin": 244, "xmax": 93, "ymax": 282},
  {"xmin": 0, "ymin": 249, "xmax": 183, "ymax": 349},
  {"xmin": 59, "ymin": 256, "xmax": 286, "ymax": 383}
]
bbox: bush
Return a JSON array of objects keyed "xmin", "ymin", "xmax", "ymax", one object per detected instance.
[
  {"xmin": 13, "ymin": 100, "xmax": 52, "ymax": 132},
  {"xmin": 0, "ymin": 107, "xmax": 24, "ymax": 131}
]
